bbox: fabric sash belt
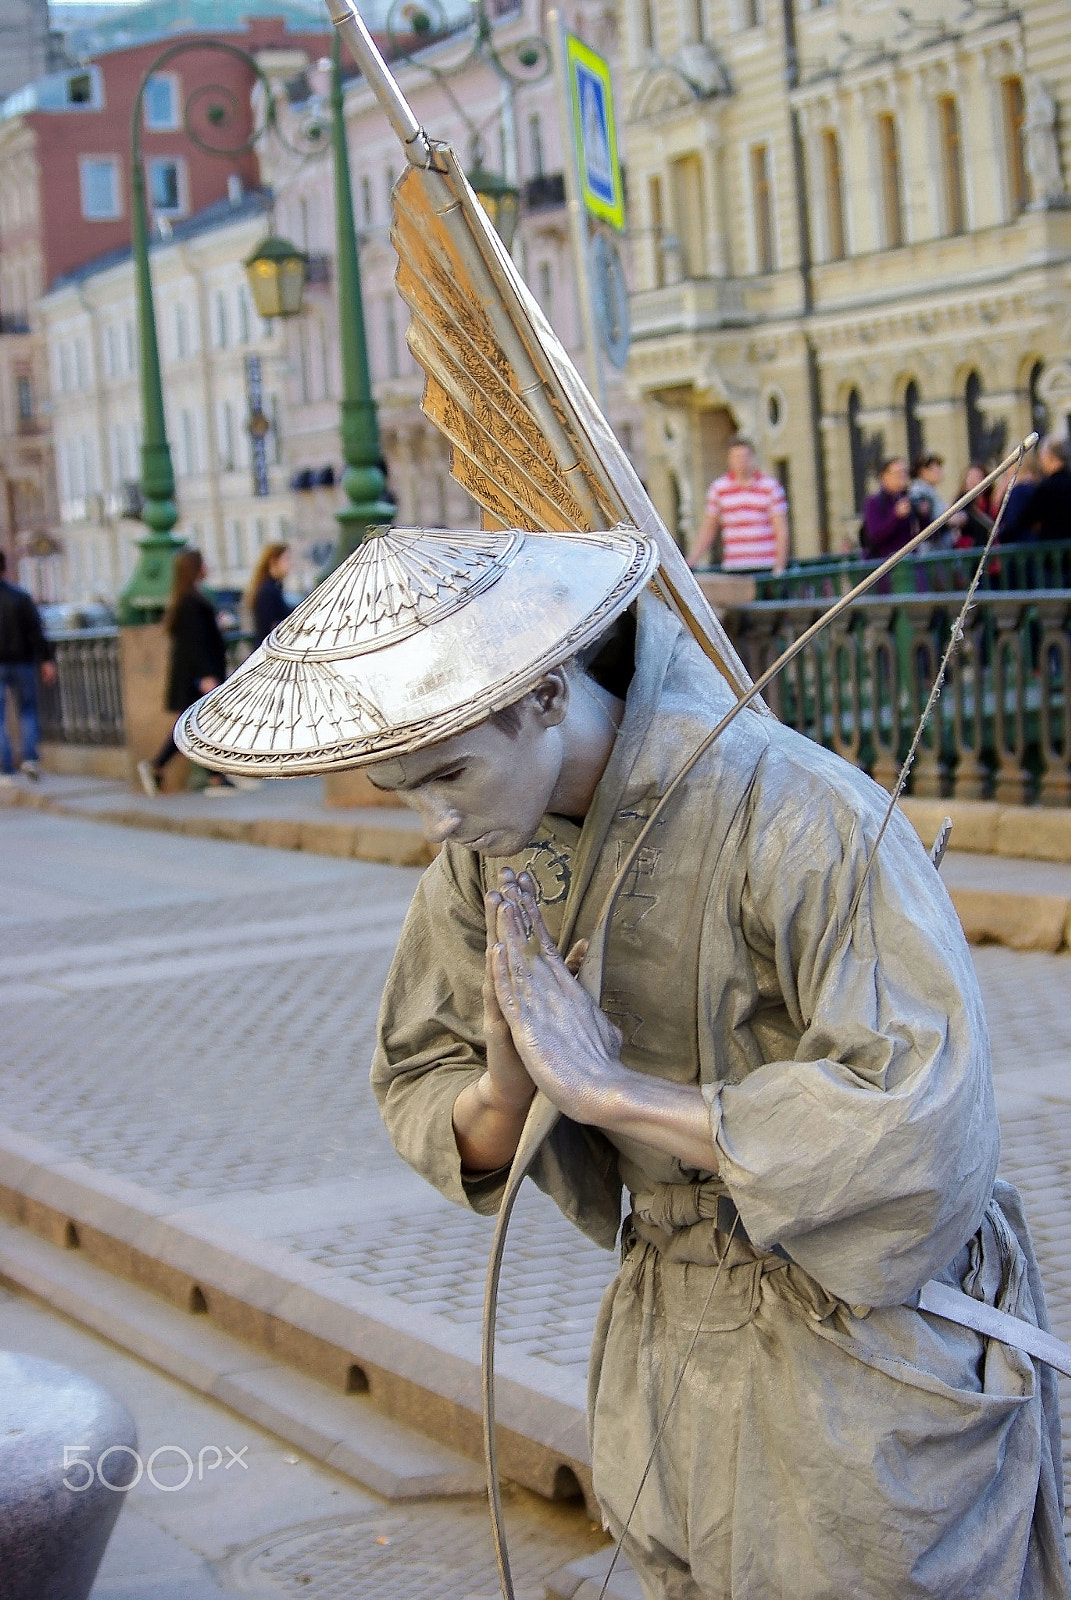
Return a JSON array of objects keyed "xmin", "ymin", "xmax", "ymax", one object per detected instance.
[
  {"xmin": 914, "ymin": 1279, "xmax": 1071, "ymax": 1379},
  {"xmin": 631, "ymin": 1181, "xmax": 1071, "ymax": 1379}
]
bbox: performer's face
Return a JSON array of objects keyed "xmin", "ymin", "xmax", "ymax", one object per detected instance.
[{"xmin": 365, "ymin": 672, "xmax": 569, "ymax": 857}]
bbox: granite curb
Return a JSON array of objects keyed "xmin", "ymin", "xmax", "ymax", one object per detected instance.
[{"xmin": 0, "ymin": 1125, "xmax": 595, "ymax": 1511}]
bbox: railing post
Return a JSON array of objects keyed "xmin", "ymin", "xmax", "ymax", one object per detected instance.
[
  {"xmin": 828, "ymin": 609, "xmax": 864, "ymax": 769},
  {"xmin": 949, "ymin": 605, "xmax": 988, "ymax": 800},
  {"xmin": 991, "ymin": 598, "xmax": 1030, "ymax": 804},
  {"xmin": 1038, "ymin": 595, "xmax": 1071, "ymax": 807},
  {"xmin": 903, "ymin": 599, "xmax": 945, "ymax": 798},
  {"xmin": 862, "ymin": 601, "xmax": 900, "ymax": 792}
]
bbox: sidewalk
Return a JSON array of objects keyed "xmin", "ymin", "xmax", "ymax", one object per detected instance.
[
  {"xmin": 1, "ymin": 807, "xmax": 1070, "ymax": 1549},
  {"xmin": 4, "ymin": 770, "xmax": 1071, "ymax": 951},
  {"xmin": 0, "ymin": 1284, "xmax": 617, "ymax": 1600}
]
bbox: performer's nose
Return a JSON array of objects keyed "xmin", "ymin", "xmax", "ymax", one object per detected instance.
[{"xmin": 418, "ymin": 794, "xmax": 461, "ymax": 842}]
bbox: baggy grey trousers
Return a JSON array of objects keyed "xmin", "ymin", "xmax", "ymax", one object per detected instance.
[{"xmin": 587, "ymin": 1203, "xmax": 1069, "ymax": 1600}]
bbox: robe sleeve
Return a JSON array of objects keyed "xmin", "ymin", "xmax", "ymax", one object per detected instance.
[
  {"xmin": 370, "ymin": 843, "xmax": 623, "ymax": 1247},
  {"xmin": 706, "ymin": 753, "xmax": 999, "ymax": 1306}
]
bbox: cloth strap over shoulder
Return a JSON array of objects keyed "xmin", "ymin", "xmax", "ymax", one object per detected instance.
[{"xmin": 914, "ymin": 1279, "xmax": 1071, "ymax": 1379}]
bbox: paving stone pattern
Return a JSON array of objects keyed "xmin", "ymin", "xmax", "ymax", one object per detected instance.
[
  {"xmin": 285, "ymin": 1192, "xmax": 617, "ymax": 1369},
  {"xmin": 0, "ymin": 891, "xmax": 405, "ymax": 1199}
]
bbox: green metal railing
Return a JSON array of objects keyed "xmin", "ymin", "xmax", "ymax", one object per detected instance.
[
  {"xmin": 724, "ymin": 590, "xmax": 1071, "ymax": 806},
  {"xmin": 724, "ymin": 539, "xmax": 1071, "ymax": 602}
]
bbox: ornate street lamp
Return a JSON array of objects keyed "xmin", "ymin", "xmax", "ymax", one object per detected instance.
[
  {"xmin": 118, "ymin": 40, "xmax": 314, "ymax": 624},
  {"xmin": 243, "ymin": 234, "xmax": 309, "ymax": 319}
]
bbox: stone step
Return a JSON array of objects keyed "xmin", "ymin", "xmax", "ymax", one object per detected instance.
[{"xmin": 0, "ymin": 1219, "xmax": 483, "ymax": 1502}]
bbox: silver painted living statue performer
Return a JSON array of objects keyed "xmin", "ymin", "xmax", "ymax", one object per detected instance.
[{"xmin": 179, "ymin": 524, "xmax": 1068, "ymax": 1599}]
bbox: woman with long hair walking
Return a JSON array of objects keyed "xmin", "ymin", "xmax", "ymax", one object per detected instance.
[
  {"xmin": 137, "ymin": 548, "xmax": 235, "ymax": 795},
  {"xmin": 245, "ymin": 542, "xmax": 293, "ymax": 648}
]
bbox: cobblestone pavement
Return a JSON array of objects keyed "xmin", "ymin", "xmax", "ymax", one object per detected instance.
[
  {"xmin": 3, "ymin": 810, "xmax": 1071, "ymax": 1529},
  {"xmin": 0, "ymin": 1284, "xmax": 605, "ymax": 1600}
]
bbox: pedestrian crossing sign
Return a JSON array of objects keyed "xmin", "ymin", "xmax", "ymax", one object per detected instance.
[{"xmin": 565, "ymin": 32, "xmax": 625, "ymax": 231}]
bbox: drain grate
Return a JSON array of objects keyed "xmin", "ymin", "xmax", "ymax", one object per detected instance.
[{"xmin": 228, "ymin": 1501, "xmax": 603, "ymax": 1600}]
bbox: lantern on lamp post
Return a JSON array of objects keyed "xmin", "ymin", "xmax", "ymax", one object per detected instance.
[{"xmin": 243, "ymin": 234, "xmax": 309, "ymax": 320}]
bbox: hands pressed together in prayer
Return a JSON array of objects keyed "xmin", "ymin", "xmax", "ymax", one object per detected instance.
[{"xmin": 451, "ymin": 868, "xmax": 720, "ymax": 1176}]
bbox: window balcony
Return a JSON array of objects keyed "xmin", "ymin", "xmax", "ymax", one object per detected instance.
[
  {"xmin": 629, "ymin": 276, "xmax": 755, "ymax": 341},
  {"xmin": 0, "ymin": 315, "xmax": 31, "ymax": 336}
]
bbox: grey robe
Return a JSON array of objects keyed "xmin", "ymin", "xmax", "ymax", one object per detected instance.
[{"xmin": 372, "ymin": 591, "xmax": 1068, "ymax": 1599}]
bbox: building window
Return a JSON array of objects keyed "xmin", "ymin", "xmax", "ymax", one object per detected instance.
[
  {"xmin": 689, "ymin": 0, "xmax": 708, "ymax": 43},
  {"xmin": 58, "ymin": 344, "xmax": 70, "ymax": 393},
  {"xmin": 143, "ymin": 74, "xmax": 179, "ymax": 130},
  {"xmin": 237, "ymin": 285, "xmax": 251, "ymax": 345},
  {"xmin": 904, "ymin": 379, "xmax": 923, "ymax": 466},
  {"xmin": 847, "ymin": 388, "xmax": 866, "ymax": 512},
  {"xmin": 15, "ymin": 374, "xmax": 32, "ymax": 422},
  {"xmin": 148, "ymin": 157, "xmax": 186, "ymax": 218},
  {"xmin": 384, "ymin": 297, "xmax": 400, "ymax": 379},
  {"xmin": 671, "ymin": 153, "xmax": 707, "ymax": 277},
  {"xmin": 74, "ymin": 338, "xmax": 88, "ymax": 390},
  {"xmin": 384, "ymin": 167, "xmax": 396, "ymax": 216},
  {"xmin": 821, "ymin": 127, "xmax": 846, "ymax": 260},
  {"xmin": 1001, "ymin": 76, "xmax": 1028, "ymax": 215},
  {"xmin": 79, "ymin": 157, "xmax": 121, "ymax": 221},
  {"xmin": 124, "ymin": 320, "xmax": 136, "ymax": 373},
  {"xmin": 104, "ymin": 323, "xmax": 119, "ymax": 378},
  {"xmin": 360, "ymin": 175, "xmax": 373, "ymax": 227},
  {"xmin": 537, "ymin": 260, "xmax": 554, "ymax": 320},
  {"xmin": 226, "ymin": 519, "xmax": 243, "ymax": 569},
  {"xmin": 750, "ymin": 143, "xmax": 775, "ymax": 273},
  {"xmin": 218, "ymin": 400, "xmax": 236, "ymax": 471},
  {"xmin": 180, "ymin": 408, "xmax": 197, "ymax": 476},
  {"xmin": 648, "ymin": 174, "xmax": 665, "ymax": 288},
  {"xmin": 67, "ymin": 71, "xmax": 94, "ymax": 105},
  {"xmin": 876, "ymin": 112, "xmax": 903, "ymax": 249},
  {"xmin": 214, "ymin": 290, "xmax": 228, "ymax": 349},
  {"xmin": 739, "ymin": 0, "xmax": 762, "ymax": 27},
  {"xmin": 528, "ymin": 112, "xmax": 544, "ymax": 179},
  {"xmin": 937, "ymin": 95, "xmax": 966, "ymax": 235},
  {"xmin": 1029, "ymin": 360, "xmax": 1049, "ymax": 438},
  {"xmin": 639, "ymin": 0, "xmax": 656, "ymax": 53},
  {"xmin": 965, "ymin": 371, "xmax": 985, "ymax": 462}
]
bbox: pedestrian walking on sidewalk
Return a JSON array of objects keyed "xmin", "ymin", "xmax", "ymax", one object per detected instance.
[
  {"xmin": 246, "ymin": 542, "xmax": 293, "ymax": 649},
  {"xmin": 0, "ymin": 548, "xmax": 56, "ymax": 784},
  {"xmin": 138, "ymin": 549, "xmax": 235, "ymax": 796},
  {"xmin": 687, "ymin": 437, "xmax": 789, "ymax": 574}
]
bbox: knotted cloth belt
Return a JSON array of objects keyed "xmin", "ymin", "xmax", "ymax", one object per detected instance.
[{"xmin": 628, "ymin": 1177, "xmax": 1071, "ymax": 1379}]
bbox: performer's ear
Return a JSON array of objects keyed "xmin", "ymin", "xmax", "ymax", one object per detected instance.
[{"xmin": 530, "ymin": 669, "xmax": 569, "ymax": 727}]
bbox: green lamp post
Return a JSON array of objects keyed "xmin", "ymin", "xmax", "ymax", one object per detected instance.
[
  {"xmin": 325, "ymin": 30, "xmax": 396, "ymax": 569},
  {"xmin": 117, "ymin": 40, "xmax": 307, "ymax": 625}
]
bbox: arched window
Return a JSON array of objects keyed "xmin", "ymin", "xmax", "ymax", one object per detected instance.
[
  {"xmin": 1029, "ymin": 360, "xmax": 1049, "ymax": 439},
  {"xmin": 847, "ymin": 388, "xmax": 866, "ymax": 512},
  {"xmin": 904, "ymin": 380, "xmax": 923, "ymax": 468},
  {"xmin": 965, "ymin": 371, "xmax": 985, "ymax": 461}
]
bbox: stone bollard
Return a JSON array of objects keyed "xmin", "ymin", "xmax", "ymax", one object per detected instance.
[{"xmin": 0, "ymin": 1351, "xmax": 137, "ymax": 1600}]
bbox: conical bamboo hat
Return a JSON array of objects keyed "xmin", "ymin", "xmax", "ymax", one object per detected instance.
[{"xmin": 175, "ymin": 524, "xmax": 657, "ymax": 777}]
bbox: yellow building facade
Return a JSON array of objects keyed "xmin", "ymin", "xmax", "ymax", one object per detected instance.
[{"xmin": 620, "ymin": 0, "xmax": 1071, "ymax": 556}]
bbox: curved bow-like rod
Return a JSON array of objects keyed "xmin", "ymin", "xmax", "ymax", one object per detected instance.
[{"xmin": 480, "ymin": 433, "xmax": 1037, "ymax": 1600}]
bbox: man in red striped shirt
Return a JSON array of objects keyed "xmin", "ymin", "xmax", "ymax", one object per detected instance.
[{"xmin": 688, "ymin": 437, "xmax": 789, "ymax": 573}]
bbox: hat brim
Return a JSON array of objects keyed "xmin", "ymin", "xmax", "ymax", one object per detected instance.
[{"xmin": 176, "ymin": 527, "xmax": 656, "ymax": 778}]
